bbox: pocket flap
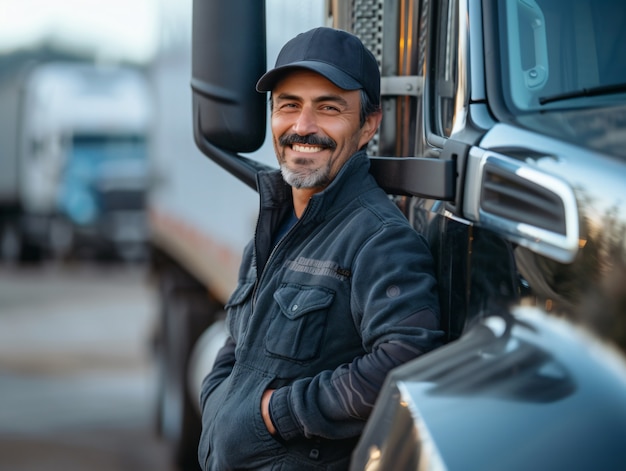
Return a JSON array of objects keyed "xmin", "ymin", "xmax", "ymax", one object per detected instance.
[
  {"xmin": 224, "ymin": 281, "xmax": 255, "ymax": 309},
  {"xmin": 273, "ymin": 285, "xmax": 334, "ymax": 320}
]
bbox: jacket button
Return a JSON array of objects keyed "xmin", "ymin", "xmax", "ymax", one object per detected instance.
[
  {"xmin": 309, "ymin": 449, "xmax": 319, "ymax": 460},
  {"xmin": 291, "ymin": 304, "xmax": 299, "ymax": 311}
]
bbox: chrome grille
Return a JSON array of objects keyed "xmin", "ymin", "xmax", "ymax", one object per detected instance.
[
  {"xmin": 352, "ymin": 0, "xmax": 385, "ymax": 69},
  {"xmin": 352, "ymin": 0, "xmax": 385, "ymax": 155}
]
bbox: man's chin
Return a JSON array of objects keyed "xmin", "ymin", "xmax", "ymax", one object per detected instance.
[{"xmin": 280, "ymin": 165, "xmax": 330, "ymax": 189}]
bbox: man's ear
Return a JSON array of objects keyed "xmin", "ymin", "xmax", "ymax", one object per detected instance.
[{"xmin": 359, "ymin": 110, "xmax": 383, "ymax": 148}]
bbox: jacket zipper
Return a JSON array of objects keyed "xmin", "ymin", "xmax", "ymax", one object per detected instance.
[{"xmin": 251, "ymin": 207, "xmax": 308, "ymax": 313}]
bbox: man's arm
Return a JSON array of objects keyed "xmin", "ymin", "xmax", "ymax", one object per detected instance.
[
  {"xmin": 199, "ymin": 336, "xmax": 236, "ymax": 408},
  {"xmin": 267, "ymin": 330, "xmax": 441, "ymax": 440},
  {"xmin": 265, "ymin": 224, "xmax": 444, "ymax": 440}
]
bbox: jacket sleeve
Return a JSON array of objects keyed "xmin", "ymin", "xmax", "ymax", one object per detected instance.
[
  {"xmin": 199, "ymin": 336, "xmax": 236, "ymax": 409},
  {"xmin": 269, "ymin": 222, "xmax": 445, "ymax": 441},
  {"xmin": 200, "ymin": 240, "xmax": 254, "ymax": 409}
]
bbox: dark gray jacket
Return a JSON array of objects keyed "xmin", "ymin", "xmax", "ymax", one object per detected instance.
[{"xmin": 198, "ymin": 151, "xmax": 443, "ymax": 470}]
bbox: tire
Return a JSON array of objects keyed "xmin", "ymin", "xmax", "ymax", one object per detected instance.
[
  {"xmin": 1, "ymin": 220, "xmax": 44, "ymax": 264},
  {"xmin": 0, "ymin": 222, "xmax": 21, "ymax": 263}
]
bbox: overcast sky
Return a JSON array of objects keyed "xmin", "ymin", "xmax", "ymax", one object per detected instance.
[
  {"xmin": 0, "ymin": 0, "xmax": 327, "ymax": 66},
  {"xmin": 0, "ymin": 0, "xmax": 183, "ymax": 64}
]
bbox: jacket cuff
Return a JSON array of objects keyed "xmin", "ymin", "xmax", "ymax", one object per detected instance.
[{"xmin": 269, "ymin": 386, "xmax": 301, "ymax": 441}]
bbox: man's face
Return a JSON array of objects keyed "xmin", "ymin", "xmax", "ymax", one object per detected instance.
[{"xmin": 271, "ymin": 70, "xmax": 380, "ymax": 190}]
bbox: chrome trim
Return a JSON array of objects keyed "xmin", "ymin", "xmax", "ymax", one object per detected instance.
[
  {"xmin": 450, "ymin": 0, "xmax": 470, "ymax": 136},
  {"xmin": 464, "ymin": 146, "xmax": 486, "ymax": 219},
  {"xmin": 464, "ymin": 150, "xmax": 579, "ymax": 264},
  {"xmin": 380, "ymin": 76, "xmax": 424, "ymax": 97},
  {"xmin": 467, "ymin": 0, "xmax": 486, "ymax": 101},
  {"xmin": 443, "ymin": 208, "xmax": 472, "ymax": 226}
]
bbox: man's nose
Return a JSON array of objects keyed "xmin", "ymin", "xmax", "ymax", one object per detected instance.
[{"xmin": 292, "ymin": 106, "xmax": 318, "ymax": 135}]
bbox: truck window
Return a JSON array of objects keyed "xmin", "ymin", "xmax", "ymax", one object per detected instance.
[{"xmin": 498, "ymin": 0, "xmax": 626, "ymax": 112}]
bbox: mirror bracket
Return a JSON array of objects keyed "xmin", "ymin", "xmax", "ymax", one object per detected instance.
[
  {"xmin": 193, "ymin": 106, "xmax": 273, "ymax": 192},
  {"xmin": 369, "ymin": 156, "xmax": 456, "ymax": 200}
]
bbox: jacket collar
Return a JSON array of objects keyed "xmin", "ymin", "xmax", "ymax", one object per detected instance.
[{"xmin": 257, "ymin": 150, "xmax": 376, "ymax": 223}]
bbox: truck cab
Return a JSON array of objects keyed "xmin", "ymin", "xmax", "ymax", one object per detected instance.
[{"xmin": 6, "ymin": 62, "xmax": 152, "ymax": 262}]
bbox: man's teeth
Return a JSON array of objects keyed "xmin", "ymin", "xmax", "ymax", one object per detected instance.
[{"xmin": 293, "ymin": 144, "xmax": 323, "ymax": 153}]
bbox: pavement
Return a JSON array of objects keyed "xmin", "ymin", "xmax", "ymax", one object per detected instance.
[{"xmin": 0, "ymin": 261, "xmax": 177, "ymax": 471}]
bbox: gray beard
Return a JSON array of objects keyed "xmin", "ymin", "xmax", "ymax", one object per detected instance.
[{"xmin": 280, "ymin": 162, "xmax": 331, "ymax": 189}]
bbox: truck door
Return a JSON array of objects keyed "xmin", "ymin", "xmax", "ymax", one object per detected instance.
[{"xmin": 331, "ymin": 0, "xmax": 518, "ymax": 342}]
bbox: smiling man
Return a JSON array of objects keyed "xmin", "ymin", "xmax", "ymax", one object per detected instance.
[
  {"xmin": 271, "ymin": 69, "xmax": 378, "ymax": 216},
  {"xmin": 198, "ymin": 27, "xmax": 443, "ymax": 470}
]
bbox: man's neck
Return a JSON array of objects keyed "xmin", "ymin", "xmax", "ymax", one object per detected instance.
[{"xmin": 292, "ymin": 187, "xmax": 322, "ymax": 218}]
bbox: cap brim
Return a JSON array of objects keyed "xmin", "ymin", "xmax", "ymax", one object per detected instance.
[{"xmin": 256, "ymin": 60, "xmax": 362, "ymax": 93}]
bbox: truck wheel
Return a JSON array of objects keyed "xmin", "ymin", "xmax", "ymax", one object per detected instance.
[
  {"xmin": 155, "ymin": 270, "xmax": 218, "ymax": 471},
  {"xmin": 1, "ymin": 221, "xmax": 43, "ymax": 264},
  {"xmin": 0, "ymin": 223, "xmax": 21, "ymax": 263},
  {"xmin": 19, "ymin": 240, "xmax": 44, "ymax": 263}
]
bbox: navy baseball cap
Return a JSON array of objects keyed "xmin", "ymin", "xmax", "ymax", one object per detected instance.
[{"xmin": 256, "ymin": 27, "xmax": 380, "ymax": 107}]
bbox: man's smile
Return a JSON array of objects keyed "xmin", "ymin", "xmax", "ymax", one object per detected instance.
[
  {"xmin": 279, "ymin": 132, "xmax": 336, "ymax": 155},
  {"xmin": 292, "ymin": 144, "xmax": 325, "ymax": 153}
]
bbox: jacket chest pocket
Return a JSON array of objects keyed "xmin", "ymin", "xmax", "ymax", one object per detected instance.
[
  {"xmin": 266, "ymin": 284, "xmax": 335, "ymax": 362},
  {"xmin": 225, "ymin": 280, "xmax": 255, "ymax": 342}
]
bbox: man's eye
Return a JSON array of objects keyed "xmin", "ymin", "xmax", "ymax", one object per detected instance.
[{"xmin": 322, "ymin": 105, "xmax": 340, "ymax": 112}]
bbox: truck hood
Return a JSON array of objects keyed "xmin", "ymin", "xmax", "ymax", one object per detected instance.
[{"xmin": 516, "ymin": 103, "xmax": 626, "ymax": 160}]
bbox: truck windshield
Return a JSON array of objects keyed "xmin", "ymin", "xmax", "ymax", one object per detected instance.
[{"xmin": 495, "ymin": 0, "xmax": 626, "ymax": 112}]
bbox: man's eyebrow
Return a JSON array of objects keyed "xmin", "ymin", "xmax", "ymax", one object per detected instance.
[
  {"xmin": 274, "ymin": 93, "xmax": 301, "ymax": 102},
  {"xmin": 274, "ymin": 93, "xmax": 349, "ymax": 108},
  {"xmin": 314, "ymin": 94, "xmax": 349, "ymax": 107}
]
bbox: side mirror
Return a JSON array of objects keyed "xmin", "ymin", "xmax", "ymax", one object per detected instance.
[{"xmin": 191, "ymin": 0, "xmax": 270, "ymax": 189}]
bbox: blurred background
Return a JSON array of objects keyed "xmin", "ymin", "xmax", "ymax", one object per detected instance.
[
  {"xmin": 0, "ymin": 0, "xmax": 191, "ymax": 469},
  {"xmin": 0, "ymin": 0, "xmax": 179, "ymax": 265},
  {"xmin": 0, "ymin": 0, "xmax": 329, "ymax": 468}
]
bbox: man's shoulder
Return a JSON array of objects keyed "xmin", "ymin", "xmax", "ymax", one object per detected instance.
[{"xmin": 356, "ymin": 186, "xmax": 410, "ymax": 224}]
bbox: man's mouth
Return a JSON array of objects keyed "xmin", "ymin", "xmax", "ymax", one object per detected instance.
[
  {"xmin": 292, "ymin": 144, "xmax": 324, "ymax": 153},
  {"xmin": 279, "ymin": 134, "xmax": 336, "ymax": 153}
]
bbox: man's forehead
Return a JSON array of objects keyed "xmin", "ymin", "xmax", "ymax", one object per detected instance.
[{"xmin": 272, "ymin": 69, "xmax": 359, "ymax": 97}]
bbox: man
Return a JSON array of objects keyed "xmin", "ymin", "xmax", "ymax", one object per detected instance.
[{"xmin": 198, "ymin": 27, "xmax": 443, "ymax": 470}]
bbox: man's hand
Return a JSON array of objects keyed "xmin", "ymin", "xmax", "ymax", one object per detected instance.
[{"xmin": 261, "ymin": 389, "xmax": 277, "ymax": 435}]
